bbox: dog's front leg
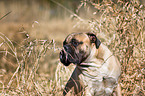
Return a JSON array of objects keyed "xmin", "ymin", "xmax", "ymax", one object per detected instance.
[
  {"xmin": 63, "ymin": 67, "xmax": 83, "ymax": 96},
  {"xmin": 103, "ymin": 76, "xmax": 121, "ymax": 96}
]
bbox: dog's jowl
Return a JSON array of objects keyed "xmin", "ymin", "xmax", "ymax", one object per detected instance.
[{"xmin": 60, "ymin": 32, "xmax": 121, "ymax": 96}]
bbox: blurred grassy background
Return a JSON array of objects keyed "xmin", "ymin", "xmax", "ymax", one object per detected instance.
[
  {"xmin": 0, "ymin": 0, "xmax": 145, "ymax": 95},
  {"xmin": 0, "ymin": 0, "xmax": 81, "ymax": 77}
]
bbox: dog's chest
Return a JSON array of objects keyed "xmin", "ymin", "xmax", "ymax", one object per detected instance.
[
  {"xmin": 77, "ymin": 62, "xmax": 114, "ymax": 95},
  {"xmin": 78, "ymin": 59, "xmax": 110, "ymax": 81}
]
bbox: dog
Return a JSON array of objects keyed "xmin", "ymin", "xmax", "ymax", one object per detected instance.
[{"xmin": 60, "ymin": 32, "xmax": 121, "ymax": 96}]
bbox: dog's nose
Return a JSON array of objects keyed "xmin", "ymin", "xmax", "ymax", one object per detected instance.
[{"xmin": 60, "ymin": 50, "xmax": 64, "ymax": 55}]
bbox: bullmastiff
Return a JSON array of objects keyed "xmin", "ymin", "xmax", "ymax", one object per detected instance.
[{"xmin": 60, "ymin": 32, "xmax": 121, "ymax": 96}]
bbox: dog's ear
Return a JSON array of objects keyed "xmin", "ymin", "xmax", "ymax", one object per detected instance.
[{"xmin": 86, "ymin": 32, "xmax": 101, "ymax": 49}]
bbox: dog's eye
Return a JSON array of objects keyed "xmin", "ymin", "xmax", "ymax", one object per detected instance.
[
  {"xmin": 71, "ymin": 39, "xmax": 79, "ymax": 47},
  {"xmin": 71, "ymin": 39, "xmax": 83, "ymax": 47},
  {"xmin": 72, "ymin": 41, "xmax": 78, "ymax": 46}
]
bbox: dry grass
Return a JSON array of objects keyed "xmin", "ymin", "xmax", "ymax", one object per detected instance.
[
  {"xmin": 0, "ymin": 0, "xmax": 145, "ymax": 95},
  {"xmin": 73, "ymin": 0, "xmax": 145, "ymax": 95}
]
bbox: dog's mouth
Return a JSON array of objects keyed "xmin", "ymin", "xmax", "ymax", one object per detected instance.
[
  {"xmin": 66, "ymin": 49, "xmax": 81, "ymax": 64},
  {"xmin": 60, "ymin": 46, "xmax": 82, "ymax": 65}
]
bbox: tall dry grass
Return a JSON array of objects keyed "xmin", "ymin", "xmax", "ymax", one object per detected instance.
[
  {"xmin": 0, "ymin": 0, "xmax": 145, "ymax": 95},
  {"xmin": 72, "ymin": 0, "xmax": 145, "ymax": 95}
]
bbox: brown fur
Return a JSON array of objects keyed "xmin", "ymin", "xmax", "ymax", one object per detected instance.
[{"xmin": 60, "ymin": 32, "xmax": 121, "ymax": 96}]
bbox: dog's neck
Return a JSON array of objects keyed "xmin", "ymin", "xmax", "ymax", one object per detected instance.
[
  {"xmin": 97, "ymin": 44, "xmax": 112, "ymax": 61},
  {"xmin": 85, "ymin": 44, "xmax": 97, "ymax": 61},
  {"xmin": 82, "ymin": 44, "xmax": 112, "ymax": 67}
]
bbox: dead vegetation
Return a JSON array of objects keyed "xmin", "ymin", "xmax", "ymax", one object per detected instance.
[{"xmin": 0, "ymin": 0, "xmax": 145, "ymax": 95}]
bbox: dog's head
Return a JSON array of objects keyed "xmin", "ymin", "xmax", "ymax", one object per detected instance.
[{"xmin": 60, "ymin": 32, "xmax": 101, "ymax": 66}]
